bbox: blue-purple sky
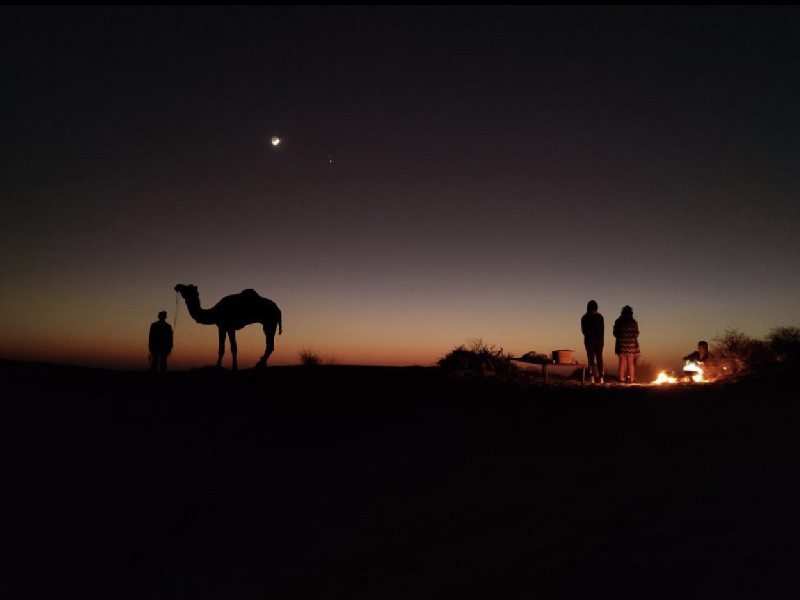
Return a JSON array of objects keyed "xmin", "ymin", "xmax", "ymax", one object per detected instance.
[{"xmin": 2, "ymin": 6, "xmax": 799, "ymax": 372}]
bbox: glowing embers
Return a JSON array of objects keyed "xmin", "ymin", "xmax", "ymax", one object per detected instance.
[
  {"xmin": 654, "ymin": 371, "xmax": 679, "ymax": 384},
  {"xmin": 653, "ymin": 362, "xmax": 706, "ymax": 385}
]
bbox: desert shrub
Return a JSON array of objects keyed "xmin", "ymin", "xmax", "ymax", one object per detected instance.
[
  {"xmin": 713, "ymin": 327, "xmax": 771, "ymax": 373},
  {"xmin": 438, "ymin": 339, "xmax": 517, "ymax": 377},
  {"xmin": 767, "ymin": 326, "xmax": 800, "ymax": 365},
  {"xmin": 298, "ymin": 349, "xmax": 321, "ymax": 366},
  {"xmin": 298, "ymin": 349, "xmax": 338, "ymax": 366}
]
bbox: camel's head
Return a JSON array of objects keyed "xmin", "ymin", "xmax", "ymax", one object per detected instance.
[{"xmin": 174, "ymin": 284, "xmax": 198, "ymax": 300}]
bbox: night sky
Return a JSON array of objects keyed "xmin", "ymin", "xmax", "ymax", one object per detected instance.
[{"xmin": 2, "ymin": 6, "xmax": 799, "ymax": 372}]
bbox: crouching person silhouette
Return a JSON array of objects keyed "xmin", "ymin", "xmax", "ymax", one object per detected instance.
[
  {"xmin": 149, "ymin": 310, "xmax": 174, "ymax": 373},
  {"xmin": 683, "ymin": 340, "xmax": 711, "ymax": 366},
  {"xmin": 683, "ymin": 340, "xmax": 716, "ymax": 379}
]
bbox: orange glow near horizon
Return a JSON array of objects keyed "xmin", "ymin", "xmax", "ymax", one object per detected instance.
[
  {"xmin": 0, "ymin": 327, "xmax": 448, "ymax": 370},
  {"xmin": 3, "ymin": 8, "xmax": 800, "ymax": 381},
  {"xmin": 0, "ymin": 279, "xmax": 792, "ymax": 373}
]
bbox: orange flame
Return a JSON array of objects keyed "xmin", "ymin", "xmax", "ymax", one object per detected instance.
[
  {"xmin": 654, "ymin": 371, "xmax": 677, "ymax": 384},
  {"xmin": 652, "ymin": 361, "xmax": 708, "ymax": 385}
]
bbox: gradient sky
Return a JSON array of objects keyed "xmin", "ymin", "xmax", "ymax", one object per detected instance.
[{"xmin": 2, "ymin": 6, "xmax": 799, "ymax": 372}]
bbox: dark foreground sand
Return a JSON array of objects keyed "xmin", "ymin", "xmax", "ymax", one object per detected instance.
[{"xmin": 4, "ymin": 360, "xmax": 800, "ymax": 599}]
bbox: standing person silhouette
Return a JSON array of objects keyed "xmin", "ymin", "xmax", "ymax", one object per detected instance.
[
  {"xmin": 613, "ymin": 305, "xmax": 640, "ymax": 384},
  {"xmin": 581, "ymin": 300, "xmax": 604, "ymax": 383},
  {"xmin": 149, "ymin": 310, "xmax": 174, "ymax": 373}
]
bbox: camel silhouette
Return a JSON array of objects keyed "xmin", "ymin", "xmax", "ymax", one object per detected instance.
[{"xmin": 175, "ymin": 284, "xmax": 283, "ymax": 371}]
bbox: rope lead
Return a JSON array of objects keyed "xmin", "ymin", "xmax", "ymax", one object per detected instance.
[{"xmin": 173, "ymin": 291, "xmax": 180, "ymax": 338}]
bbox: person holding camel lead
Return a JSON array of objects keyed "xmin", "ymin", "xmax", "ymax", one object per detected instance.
[{"xmin": 149, "ymin": 310, "xmax": 174, "ymax": 373}]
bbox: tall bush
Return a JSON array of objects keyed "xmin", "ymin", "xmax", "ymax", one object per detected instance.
[
  {"xmin": 713, "ymin": 327, "xmax": 771, "ymax": 373},
  {"xmin": 768, "ymin": 326, "xmax": 800, "ymax": 365}
]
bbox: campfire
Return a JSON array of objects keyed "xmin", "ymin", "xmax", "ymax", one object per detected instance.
[{"xmin": 652, "ymin": 361, "xmax": 707, "ymax": 385}]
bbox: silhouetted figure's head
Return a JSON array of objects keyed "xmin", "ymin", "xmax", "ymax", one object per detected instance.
[
  {"xmin": 158, "ymin": 310, "xmax": 167, "ymax": 321},
  {"xmin": 698, "ymin": 341, "xmax": 709, "ymax": 353},
  {"xmin": 587, "ymin": 300, "xmax": 598, "ymax": 312},
  {"xmin": 621, "ymin": 305, "xmax": 633, "ymax": 317}
]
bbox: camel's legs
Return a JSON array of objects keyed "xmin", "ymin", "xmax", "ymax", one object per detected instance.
[
  {"xmin": 228, "ymin": 329, "xmax": 238, "ymax": 371},
  {"xmin": 217, "ymin": 327, "xmax": 226, "ymax": 368},
  {"xmin": 257, "ymin": 322, "xmax": 277, "ymax": 368}
]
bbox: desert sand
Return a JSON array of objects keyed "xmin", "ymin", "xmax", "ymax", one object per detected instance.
[{"xmin": 5, "ymin": 360, "xmax": 799, "ymax": 599}]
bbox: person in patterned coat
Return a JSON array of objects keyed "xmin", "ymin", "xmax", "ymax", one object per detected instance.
[{"xmin": 613, "ymin": 305, "xmax": 640, "ymax": 383}]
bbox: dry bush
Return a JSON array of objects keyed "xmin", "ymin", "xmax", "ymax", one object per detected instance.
[
  {"xmin": 768, "ymin": 326, "xmax": 800, "ymax": 365},
  {"xmin": 298, "ymin": 349, "xmax": 321, "ymax": 366},
  {"xmin": 713, "ymin": 327, "xmax": 771, "ymax": 373},
  {"xmin": 438, "ymin": 339, "xmax": 517, "ymax": 377},
  {"xmin": 298, "ymin": 349, "xmax": 337, "ymax": 366}
]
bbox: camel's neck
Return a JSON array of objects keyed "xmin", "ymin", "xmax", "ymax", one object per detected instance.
[{"xmin": 182, "ymin": 294, "xmax": 216, "ymax": 325}]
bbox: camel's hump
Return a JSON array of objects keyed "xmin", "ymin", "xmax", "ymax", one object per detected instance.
[{"xmin": 236, "ymin": 288, "xmax": 278, "ymax": 307}]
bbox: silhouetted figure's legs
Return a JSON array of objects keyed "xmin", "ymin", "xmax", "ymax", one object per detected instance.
[
  {"xmin": 585, "ymin": 343, "xmax": 604, "ymax": 382},
  {"xmin": 150, "ymin": 352, "xmax": 168, "ymax": 373},
  {"xmin": 228, "ymin": 329, "xmax": 237, "ymax": 371},
  {"xmin": 596, "ymin": 348, "xmax": 604, "ymax": 381},
  {"xmin": 619, "ymin": 354, "xmax": 635, "ymax": 383},
  {"xmin": 586, "ymin": 345, "xmax": 596, "ymax": 381}
]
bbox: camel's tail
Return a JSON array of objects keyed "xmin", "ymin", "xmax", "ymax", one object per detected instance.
[{"xmin": 278, "ymin": 308, "xmax": 283, "ymax": 335}]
